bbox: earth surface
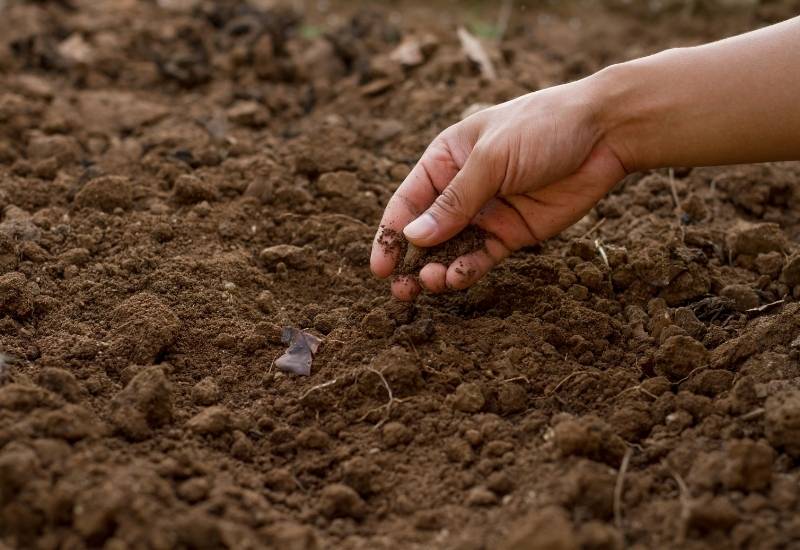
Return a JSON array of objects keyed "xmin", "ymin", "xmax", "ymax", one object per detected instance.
[{"xmin": 2, "ymin": 0, "xmax": 800, "ymax": 548}]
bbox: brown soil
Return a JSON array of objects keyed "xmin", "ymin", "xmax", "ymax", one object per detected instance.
[
  {"xmin": 2, "ymin": 1, "xmax": 800, "ymax": 549},
  {"xmin": 386, "ymin": 224, "xmax": 489, "ymax": 276}
]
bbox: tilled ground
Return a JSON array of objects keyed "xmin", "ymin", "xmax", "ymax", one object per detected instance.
[{"xmin": 2, "ymin": 1, "xmax": 800, "ymax": 548}]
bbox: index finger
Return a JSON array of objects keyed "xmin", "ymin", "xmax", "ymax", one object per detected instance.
[{"xmin": 370, "ymin": 139, "xmax": 460, "ymax": 278}]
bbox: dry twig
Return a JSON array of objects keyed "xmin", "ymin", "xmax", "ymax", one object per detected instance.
[{"xmin": 458, "ymin": 27, "xmax": 497, "ymax": 80}]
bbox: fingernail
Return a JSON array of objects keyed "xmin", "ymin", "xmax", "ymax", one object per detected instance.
[{"xmin": 403, "ymin": 213, "xmax": 437, "ymax": 241}]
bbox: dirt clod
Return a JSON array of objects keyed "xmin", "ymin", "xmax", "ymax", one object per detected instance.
[
  {"xmin": 394, "ymin": 225, "xmax": 489, "ymax": 275},
  {"xmin": 110, "ymin": 367, "xmax": 173, "ymax": 441},
  {"xmin": 453, "ymin": 382, "xmax": 486, "ymax": 413},
  {"xmin": 2, "ymin": 3, "xmax": 800, "ymax": 548},
  {"xmin": 74, "ymin": 176, "xmax": 134, "ymax": 212},
  {"xmin": 319, "ymin": 483, "xmax": 367, "ymax": 520},
  {"xmin": 553, "ymin": 416, "xmax": 628, "ymax": 467},
  {"xmin": 654, "ymin": 335, "xmax": 709, "ymax": 381},
  {"xmin": 187, "ymin": 406, "xmax": 237, "ymax": 436},
  {"xmin": 765, "ymin": 389, "xmax": 800, "ymax": 458}
]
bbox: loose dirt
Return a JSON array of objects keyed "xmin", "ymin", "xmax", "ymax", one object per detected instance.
[{"xmin": 2, "ymin": 1, "xmax": 800, "ymax": 549}]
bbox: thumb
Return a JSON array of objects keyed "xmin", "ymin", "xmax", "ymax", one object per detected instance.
[{"xmin": 403, "ymin": 147, "xmax": 499, "ymax": 247}]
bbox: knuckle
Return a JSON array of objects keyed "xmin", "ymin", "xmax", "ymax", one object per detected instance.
[{"xmin": 433, "ymin": 186, "xmax": 468, "ymax": 218}]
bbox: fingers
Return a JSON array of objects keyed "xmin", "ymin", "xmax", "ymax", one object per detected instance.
[
  {"xmin": 370, "ymin": 139, "xmax": 460, "ymax": 279},
  {"xmin": 391, "ymin": 276, "xmax": 421, "ymax": 302},
  {"xmin": 403, "ymin": 145, "xmax": 500, "ymax": 248},
  {"xmin": 417, "ymin": 237, "xmax": 510, "ymax": 293}
]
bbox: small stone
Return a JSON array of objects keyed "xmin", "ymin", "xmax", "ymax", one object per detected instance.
[
  {"xmin": 191, "ymin": 377, "xmax": 221, "ymax": 406},
  {"xmin": 452, "ymin": 382, "xmax": 485, "ymax": 413},
  {"xmin": 318, "ymin": 483, "xmax": 366, "ymax": 520}
]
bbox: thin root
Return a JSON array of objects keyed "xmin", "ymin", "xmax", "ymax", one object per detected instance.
[
  {"xmin": 358, "ymin": 367, "xmax": 396, "ymax": 429},
  {"xmin": 534, "ymin": 371, "xmax": 600, "ymax": 400},
  {"xmin": 669, "ymin": 467, "xmax": 691, "ymax": 545},
  {"xmin": 740, "ymin": 407, "xmax": 765, "ymax": 421},
  {"xmin": 594, "ymin": 238, "xmax": 610, "ymax": 269},
  {"xmin": 299, "ymin": 378, "xmax": 338, "ymax": 401},
  {"xmin": 614, "ymin": 447, "xmax": 633, "ymax": 533}
]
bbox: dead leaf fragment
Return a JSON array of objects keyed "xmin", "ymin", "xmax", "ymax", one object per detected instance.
[
  {"xmin": 457, "ymin": 27, "xmax": 497, "ymax": 80},
  {"xmin": 275, "ymin": 327, "xmax": 322, "ymax": 376}
]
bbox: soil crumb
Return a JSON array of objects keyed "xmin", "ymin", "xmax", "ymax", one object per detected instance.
[{"xmin": 387, "ymin": 225, "xmax": 488, "ymax": 275}]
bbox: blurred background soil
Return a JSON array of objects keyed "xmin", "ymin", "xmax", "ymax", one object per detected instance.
[{"xmin": 1, "ymin": 0, "xmax": 800, "ymax": 548}]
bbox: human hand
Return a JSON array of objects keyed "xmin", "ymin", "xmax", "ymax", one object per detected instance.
[{"xmin": 370, "ymin": 79, "xmax": 628, "ymax": 301}]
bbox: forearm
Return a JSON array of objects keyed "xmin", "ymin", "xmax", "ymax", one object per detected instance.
[{"xmin": 592, "ymin": 16, "xmax": 800, "ymax": 171}]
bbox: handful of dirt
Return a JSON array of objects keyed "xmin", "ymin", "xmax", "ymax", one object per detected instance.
[{"xmin": 380, "ymin": 225, "xmax": 489, "ymax": 276}]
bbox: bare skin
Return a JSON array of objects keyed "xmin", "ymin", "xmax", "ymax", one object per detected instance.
[{"xmin": 370, "ymin": 16, "xmax": 800, "ymax": 301}]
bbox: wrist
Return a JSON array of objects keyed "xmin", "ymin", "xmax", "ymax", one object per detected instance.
[{"xmin": 584, "ymin": 51, "xmax": 683, "ymax": 173}]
